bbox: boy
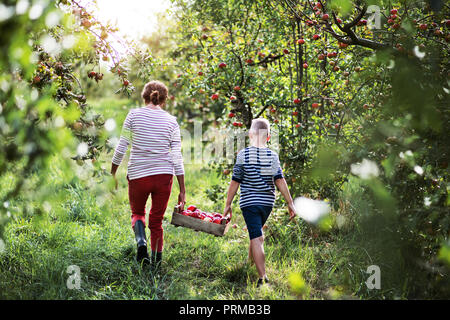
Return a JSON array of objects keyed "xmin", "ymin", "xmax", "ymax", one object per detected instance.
[{"xmin": 224, "ymin": 118, "xmax": 296, "ymax": 287}]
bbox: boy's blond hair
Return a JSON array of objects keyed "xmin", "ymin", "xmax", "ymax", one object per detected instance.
[{"xmin": 249, "ymin": 118, "xmax": 270, "ymax": 145}]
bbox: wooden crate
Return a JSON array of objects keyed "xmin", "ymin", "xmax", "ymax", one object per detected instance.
[{"xmin": 170, "ymin": 206, "xmax": 230, "ymax": 237}]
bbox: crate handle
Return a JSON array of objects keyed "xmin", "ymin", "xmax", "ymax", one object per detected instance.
[{"xmin": 174, "ymin": 204, "xmax": 182, "ymax": 214}]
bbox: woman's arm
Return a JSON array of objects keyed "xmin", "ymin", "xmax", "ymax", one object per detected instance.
[
  {"xmin": 110, "ymin": 111, "xmax": 133, "ymax": 190},
  {"xmin": 170, "ymin": 122, "xmax": 185, "ymax": 209}
]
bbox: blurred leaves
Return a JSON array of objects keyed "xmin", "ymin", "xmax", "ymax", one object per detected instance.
[{"xmin": 288, "ymin": 272, "xmax": 309, "ymax": 298}]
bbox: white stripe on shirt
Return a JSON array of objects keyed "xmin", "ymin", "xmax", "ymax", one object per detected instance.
[{"xmin": 112, "ymin": 107, "xmax": 184, "ymax": 180}]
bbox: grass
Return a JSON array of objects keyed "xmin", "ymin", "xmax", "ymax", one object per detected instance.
[
  {"xmin": 0, "ymin": 161, "xmax": 316, "ymax": 300},
  {"xmin": 0, "ymin": 99, "xmax": 374, "ymax": 300}
]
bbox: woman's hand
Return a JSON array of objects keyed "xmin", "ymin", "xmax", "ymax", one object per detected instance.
[
  {"xmin": 178, "ymin": 191, "xmax": 186, "ymax": 211},
  {"xmin": 113, "ymin": 175, "xmax": 118, "ymax": 190},
  {"xmin": 111, "ymin": 163, "xmax": 119, "ymax": 191}
]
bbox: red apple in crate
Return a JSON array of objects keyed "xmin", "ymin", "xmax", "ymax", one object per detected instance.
[
  {"xmin": 191, "ymin": 210, "xmax": 202, "ymax": 219},
  {"xmin": 187, "ymin": 205, "xmax": 197, "ymax": 211},
  {"xmin": 186, "ymin": 211, "xmax": 195, "ymax": 217},
  {"xmin": 213, "ymin": 217, "xmax": 222, "ymax": 224}
]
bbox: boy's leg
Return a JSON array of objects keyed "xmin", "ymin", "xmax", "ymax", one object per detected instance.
[
  {"xmin": 248, "ymin": 244, "xmax": 254, "ymax": 265},
  {"xmin": 250, "ymin": 235, "xmax": 266, "ymax": 278},
  {"xmin": 242, "ymin": 206, "xmax": 269, "ymax": 277}
]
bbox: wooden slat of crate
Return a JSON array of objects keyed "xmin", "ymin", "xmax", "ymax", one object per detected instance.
[{"xmin": 170, "ymin": 208, "xmax": 230, "ymax": 237}]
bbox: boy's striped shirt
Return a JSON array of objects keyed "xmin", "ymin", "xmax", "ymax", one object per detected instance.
[
  {"xmin": 232, "ymin": 146, "xmax": 284, "ymax": 208},
  {"xmin": 112, "ymin": 107, "xmax": 184, "ymax": 180}
]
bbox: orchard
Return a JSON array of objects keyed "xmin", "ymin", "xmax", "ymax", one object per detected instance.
[{"xmin": 0, "ymin": 0, "xmax": 449, "ymax": 301}]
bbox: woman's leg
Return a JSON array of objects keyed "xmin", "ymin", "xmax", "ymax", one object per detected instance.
[
  {"xmin": 128, "ymin": 176, "xmax": 152, "ymax": 228},
  {"xmin": 148, "ymin": 174, "xmax": 173, "ymax": 253},
  {"xmin": 128, "ymin": 176, "xmax": 152, "ymax": 263}
]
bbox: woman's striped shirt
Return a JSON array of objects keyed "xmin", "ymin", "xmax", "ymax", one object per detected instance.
[
  {"xmin": 232, "ymin": 146, "xmax": 284, "ymax": 208},
  {"xmin": 112, "ymin": 107, "xmax": 184, "ymax": 180}
]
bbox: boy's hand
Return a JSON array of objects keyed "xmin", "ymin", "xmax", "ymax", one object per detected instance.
[
  {"xmin": 223, "ymin": 205, "xmax": 232, "ymax": 220},
  {"xmin": 288, "ymin": 202, "xmax": 297, "ymax": 220}
]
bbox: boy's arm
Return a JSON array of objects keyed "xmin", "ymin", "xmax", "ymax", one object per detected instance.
[
  {"xmin": 275, "ymin": 178, "xmax": 296, "ymax": 220},
  {"xmin": 225, "ymin": 150, "xmax": 244, "ymax": 219},
  {"xmin": 224, "ymin": 180, "xmax": 240, "ymax": 219}
]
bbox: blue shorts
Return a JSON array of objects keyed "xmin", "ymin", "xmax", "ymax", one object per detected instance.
[{"xmin": 241, "ymin": 205, "xmax": 272, "ymax": 240}]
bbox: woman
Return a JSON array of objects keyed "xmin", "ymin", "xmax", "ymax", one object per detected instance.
[{"xmin": 110, "ymin": 80, "xmax": 185, "ymax": 268}]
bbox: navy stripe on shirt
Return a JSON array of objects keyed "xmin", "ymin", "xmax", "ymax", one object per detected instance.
[{"xmin": 232, "ymin": 146, "xmax": 284, "ymax": 208}]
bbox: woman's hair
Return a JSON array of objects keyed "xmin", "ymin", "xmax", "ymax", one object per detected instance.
[{"xmin": 141, "ymin": 80, "xmax": 168, "ymax": 106}]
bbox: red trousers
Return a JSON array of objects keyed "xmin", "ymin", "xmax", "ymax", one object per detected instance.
[{"xmin": 127, "ymin": 174, "xmax": 173, "ymax": 252}]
